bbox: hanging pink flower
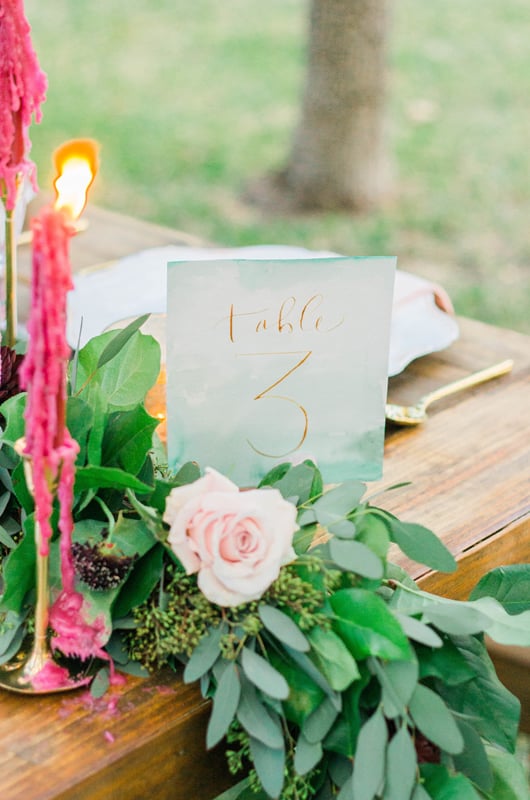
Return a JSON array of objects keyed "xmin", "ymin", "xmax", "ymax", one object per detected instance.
[
  {"xmin": 0, "ymin": 0, "xmax": 47, "ymax": 210},
  {"xmin": 20, "ymin": 206, "xmax": 77, "ymax": 555}
]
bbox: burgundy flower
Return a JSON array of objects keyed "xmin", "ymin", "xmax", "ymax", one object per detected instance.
[
  {"xmin": 0, "ymin": 345, "xmax": 24, "ymax": 405},
  {"xmin": 72, "ymin": 540, "xmax": 135, "ymax": 590}
]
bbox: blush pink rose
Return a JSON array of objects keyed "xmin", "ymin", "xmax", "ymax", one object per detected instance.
[{"xmin": 163, "ymin": 468, "xmax": 298, "ymax": 606}]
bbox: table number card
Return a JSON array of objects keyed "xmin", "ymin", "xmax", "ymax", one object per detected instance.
[{"xmin": 166, "ymin": 257, "xmax": 396, "ymax": 485}]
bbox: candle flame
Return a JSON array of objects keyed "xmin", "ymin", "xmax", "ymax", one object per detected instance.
[{"xmin": 53, "ymin": 139, "xmax": 99, "ymax": 220}]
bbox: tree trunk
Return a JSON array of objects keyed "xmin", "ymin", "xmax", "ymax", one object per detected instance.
[{"xmin": 283, "ymin": 0, "xmax": 392, "ymax": 212}]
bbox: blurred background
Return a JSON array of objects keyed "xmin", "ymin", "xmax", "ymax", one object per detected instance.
[{"xmin": 24, "ymin": 0, "xmax": 529, "ymax": 333}]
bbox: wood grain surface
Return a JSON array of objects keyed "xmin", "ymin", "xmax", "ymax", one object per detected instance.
[{"xmin": 5, "ymin": 205, "xmax": 529, "ymax": 798}]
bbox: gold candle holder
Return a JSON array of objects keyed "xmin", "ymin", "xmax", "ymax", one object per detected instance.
[
  {"xmin": 3, "ymin": 177, "xmax": 21, "ymax": 348},
  {"xmin": 0, "ymin": 440, "xmax": 96, "ymax": 694}
]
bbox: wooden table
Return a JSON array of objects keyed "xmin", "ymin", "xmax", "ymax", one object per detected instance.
[{"xmin": 4, "ymin": 204, "xmax": 529, "ymax": 800}]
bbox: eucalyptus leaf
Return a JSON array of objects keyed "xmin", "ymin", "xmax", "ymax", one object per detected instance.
[
  {"xmin": 294, "ymin": 732, "xmax": 323, "ymax": 776},
  {"xmin": 90, "ymin": 667, "xmax": 111, "ymax": 699},
  {"xmin": 336, "ymin": 776, "xmax": 354, "ymax": 800},
  {"xmin": 297, "ymin": 508, "xmax": 317, "ymax": 527},
  {"xmin": 411, "ymin": 786, "xmax": 431, "ymax": 800},
  {"xmin": 313, "ymin": 481, "xmax": 366, "ymax": 525},
  {"xmin": 391, "ymin": 586, "xmax": 490, "ymax": 636},
  {"xmin": 272, "ymin": 462, "xmax": 320, "ymax": 505},
  {"xmin": 391, "ymin": 611, "xmax": 443, "ymax": 649},
  {"xmin": 105, "ymin": 631, "xmax": 132, "ymax": 665},
  {"xmin": 207, "ymin": 662, "xmax": 241, "ymax": 749},
  {"xmin": 212, "ymin": 778, "xmax": 261, "ymax": 800},
  {"xmin": 0, "ymin": 466, "xmax": 13, "ymax": 492},
  {"xmin": 409, "ymin": 683, "xmax": 464, "ymax": 755},
  {"xmin": 283, "ymin": 645, "xmax": 339, "ymax": 706},
  {"xmin": 211, "ymin": 780, "xmax": 247, "ymax": 800},
  {"xmin": 184, "ymin": 624, "xmax": 226, "ymax": 683},
  {"xmin": 328, "ymin": 753, "xmax": 353, "ymax": 789},
  {"xmin": 376, "ymin": 658, "xmax": 419, "ymax": 719},
  {"xmin": 329, "ymin": 538, "xmax": 383, "ymax": 579},
  {"xmin": 328, "ymin": 519, "xmax": 357, "ymax": 539},
  {"xmin": 393, "ymin": 584, "xmax": 530, "ymax": 644},
  {"xmin": 469, "ymin": 596, "xmax": 530, "ymax": 646},
  {"xmin": 236, "ymin": 676, "xmax": 283, "ymax": 748},
  {"xmin": 302, "ymin": 695, "xmax": 340, "ymax": 744},
  {"xmin": 113, "ymin": 659, "xmax": 150, "ymax": 678},
  {"xmin": 453, "ymin": 719, "xmax": 493, "ymax": 793},
  {"xmin": 0, "ymin": 524, "xmax": 16, "ymax": 549},
  {"xmin": 172, "ymin": 461, "xmax": 202, "ymax": 486},
  {"xmin": 383, "ymin": 725, "xmax": 417, "ymax": 800},
  {"xmin": 0, "ymin": 491, "xmax": 10, "ymax": 517},
  {"xmin": 382, "ymin": 513, "xmax": 456, "ymax": 573},
  {"xmin": 0, "ymin": 448, "xmax": 18, "ymax": 472},
  {"xmin": 352, "ymin": 706, "xmax": 387, "ymax": 800},
  {"xmin": 469, "ymin": 564, "xmax": 530, "ymax": 614},
  {"xmin": 259, "ymin": 604, "xmax": 310, "ymax": 652},
  {"xmin": 249, "ymin": 734, "xmax": 285, "ymax": 799},
  {"xmin": 421, "ymin": 604, "xmax": 492, "ymax": 636},
  {"xmin": 0, "ymin": 621, "xmax": 25, "ymax": 665},
  {"xmin": 0, "ymin": 609, "xmax": 25, "ymax": 655},
  {"xmin": 241, "ymin": 646, "xmax": 290, "ymax": 700},
  {"xmin": 0, "ymin": 516, "xmax": 20, "ymax": 536},
  {"xmin": 354, "ymin": 513, "xmax": 390, "ymax": 560},
  {"xmin": 323, "ymin": 670, "xmax": 370, "ymax": 758}
]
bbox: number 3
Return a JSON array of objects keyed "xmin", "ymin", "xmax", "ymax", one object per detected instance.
[{"xmin": 239, "ymin": 351, "xmax": 312, "ymax": 458}]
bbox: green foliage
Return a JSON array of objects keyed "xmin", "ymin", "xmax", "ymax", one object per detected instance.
[{"xmin": 0, "ymin": 320, "xmax": 528, "ymax": 799}]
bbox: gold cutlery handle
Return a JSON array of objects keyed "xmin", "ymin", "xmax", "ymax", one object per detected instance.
[{"xmin": 422, "ymin": 359, "xmax": 514, "ymax": 410}]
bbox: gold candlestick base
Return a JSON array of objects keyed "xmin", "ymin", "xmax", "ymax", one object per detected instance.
[
  {"xmin": 0, "ymin": 439, "xmax": 97, "ymax": 695},
  {"xmin": 0, "ymin": 638, "xmax": 97, "ymax": 695}
]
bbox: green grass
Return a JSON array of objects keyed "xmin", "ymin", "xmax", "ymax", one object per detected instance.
[{"xmin": 24, "ymin": 0, "xmax": 530, "ymax": 333}]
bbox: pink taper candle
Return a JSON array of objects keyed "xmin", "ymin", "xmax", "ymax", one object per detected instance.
[
  {"xmin": 0, "ymin": 0, "xmax": 47, "ymax": 209},
  {"xmin": 20, "ymin": 206, "xmax": 112, "ymax": 673}
]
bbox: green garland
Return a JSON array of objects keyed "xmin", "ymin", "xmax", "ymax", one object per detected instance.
[{"xmin": 0, "ymin": 323, "xmax": 529, "ymax": 800}]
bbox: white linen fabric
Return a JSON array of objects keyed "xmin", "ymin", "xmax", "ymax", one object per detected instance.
[{"xmin": 66, "ymin": 245, "xmax": 458, "ymax": 376}]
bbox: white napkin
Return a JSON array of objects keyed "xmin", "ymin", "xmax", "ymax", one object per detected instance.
[{"xmin": 66, "ymin": 245, "xmax": 458, "ymax": 376}]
